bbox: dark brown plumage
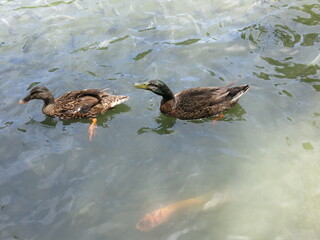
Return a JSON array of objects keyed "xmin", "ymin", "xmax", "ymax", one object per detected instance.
[
  {"xmin": 133, "ymin": 80, "xmax": 249, "ymax": 120},
  {"xmin": 19, "ymin": 86, "xmax": 129, "ymax": 140}
]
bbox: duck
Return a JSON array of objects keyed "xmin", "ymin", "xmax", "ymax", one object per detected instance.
[
  {"xmin": 133, "ymin": 80, "xmax": 249, "ymax": 120},
  {"xmin": 19, "ymin": 86, "xmax": 129, "ymax": 140}
]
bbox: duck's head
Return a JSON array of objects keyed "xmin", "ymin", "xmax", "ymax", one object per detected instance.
[
  {"xmin": 133, "ymin": 80, "xmax": 174, "ymax": 99},
  {"xmin": 19, "ymin": 86, "xmax": 54, "ymax": 104}
]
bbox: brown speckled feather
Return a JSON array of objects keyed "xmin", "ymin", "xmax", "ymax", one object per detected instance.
[
  {"xmin": 20, "ymin": 86, "xmax": 129, "ymax": 120},
  {"xmin": 50, "ymin": 89, "xmax": 128, "ymax": 119}
]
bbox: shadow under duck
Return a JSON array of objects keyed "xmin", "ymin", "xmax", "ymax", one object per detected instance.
[
  {"xmin": 19, "ymin": 86, "xmax": 129, "ymax": 140},
  {"xmin": 134, "ymin": 80, "xmax": 249, "ymax": 120}
]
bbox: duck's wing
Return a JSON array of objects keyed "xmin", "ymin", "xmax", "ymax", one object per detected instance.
[
  {"xmin": 56, "ymin": 89, "xmax": 103, "ymax": 115},
  {"xmin": 175, "ymin": 86, "xmax": 231, "ymax": 111},
  {"xmin": 59, "ymin": 89, "xmax": 105, "ymax": 102}
]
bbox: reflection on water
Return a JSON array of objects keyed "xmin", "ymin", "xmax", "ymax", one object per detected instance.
[
  {"xmin": 138, "ymin": 114, "xmax": 176, "ymax": 135},
  {"xmin": 137, "ymin": 104, "xmax": 246, "ymax": 135},
  {"xmin": 133, "ymin": 49, "xmax": 153, "ymax": 61},
  {"xmin": 239, "ymin": 23, "xmax": 301, "ymax": 48},
  {"xmin": 15, "ymin": 0, "xmax": 77, "ymax": 10},
  {"xmin": 23, "ymin": 28, "xmax": 53, "ymax": 53},
  {"xmin": 0, "ymin": 0, "xmax": 320, "ymax": 239},
  {"xmin": 256, "ymin": 57, "xmax": 320, "ymax": 91},
  {"xmin": 0, "ymin": 121, "xmax": 14, "ymax": 130},
  {"xmin": 291, "ymin": 4, "xmax": 320, "ymax": 26},
  {"xmin": 25, "ymin": 117, "xmax": 58, "ymax": 128}
]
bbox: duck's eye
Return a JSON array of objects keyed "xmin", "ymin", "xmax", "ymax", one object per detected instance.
[{"xmin": 149, "ymin": 83, "xmax": 158, "ymax": 88}]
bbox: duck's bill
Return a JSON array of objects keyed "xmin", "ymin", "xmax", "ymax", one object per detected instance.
[
  {"xmin": 19, "ymin": 95, "xmax": 31, "ymax": 104},
  {"xmin": 133, "ymin": 83, "xmax": 149, "ymax": 89}
]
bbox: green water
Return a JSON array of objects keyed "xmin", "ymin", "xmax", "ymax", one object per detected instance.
[{"xmin": 1, "ymin": 0, "xmax": 320, "ymax": 239}]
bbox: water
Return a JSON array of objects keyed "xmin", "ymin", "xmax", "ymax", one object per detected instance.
[{"xmin": 1, "ymin": 0, "xmax": 320, "ymax": 239}]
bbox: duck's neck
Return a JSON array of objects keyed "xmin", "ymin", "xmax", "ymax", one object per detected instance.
[
  {"xmin": 159, "ymin": 88, "xmax": 175, "ymax": 113},
  {"xmin": 160, "ymin": 88, "xmax": 175, "ymax": 102},
  {"xmin": 41, "ymin": 96, "xmax": 55, "ymax": 116}
]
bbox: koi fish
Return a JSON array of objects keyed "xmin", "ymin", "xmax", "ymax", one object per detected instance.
[{"xmin": 136, "ymin": 192, "xmax": 229, "ymax": 232}]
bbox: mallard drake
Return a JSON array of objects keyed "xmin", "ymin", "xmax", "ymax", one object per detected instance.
[
  {"xmin": 133, "ymin": 80, "xmax": 249, "ymax": 120},
  {"xmin": 19, "ymin": 86, "xmax": 129, "ymax": 140}
]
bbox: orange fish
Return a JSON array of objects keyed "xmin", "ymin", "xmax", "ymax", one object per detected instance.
[{"xmin": 136, "ymin": 192, "xmax": 228, "ymax": 232}]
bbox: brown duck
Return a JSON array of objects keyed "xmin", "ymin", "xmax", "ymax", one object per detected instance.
[
  {"xmin": 133, "ymin": 80, "xmax": 249, "ymax": 120},
  {"xmin": 19, "ymin": 86, "xmax": 129, "ymax": 140}
]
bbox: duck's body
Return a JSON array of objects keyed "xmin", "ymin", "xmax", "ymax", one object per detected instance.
[
  {"xmin": 19, "ymin": 86, "xmax": 128, "ymax": 140},
  {"xmin": 134, "ymin": 80, "xmax": 249, "ymax": 120}
]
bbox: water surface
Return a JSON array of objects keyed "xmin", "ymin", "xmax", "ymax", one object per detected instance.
[{"xmin": 0, "ymin": 0, "xmax": 320, "ymax": 239}]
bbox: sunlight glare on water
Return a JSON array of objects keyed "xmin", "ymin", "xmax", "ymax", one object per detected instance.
[{"xmin": 0, "ymin": 0, "xmax": 320, "ymax": 239}]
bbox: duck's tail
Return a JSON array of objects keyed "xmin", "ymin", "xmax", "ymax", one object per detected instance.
[{"xmin": 109, "ymin": 95, "xmax": 129, "ymax": 108}]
